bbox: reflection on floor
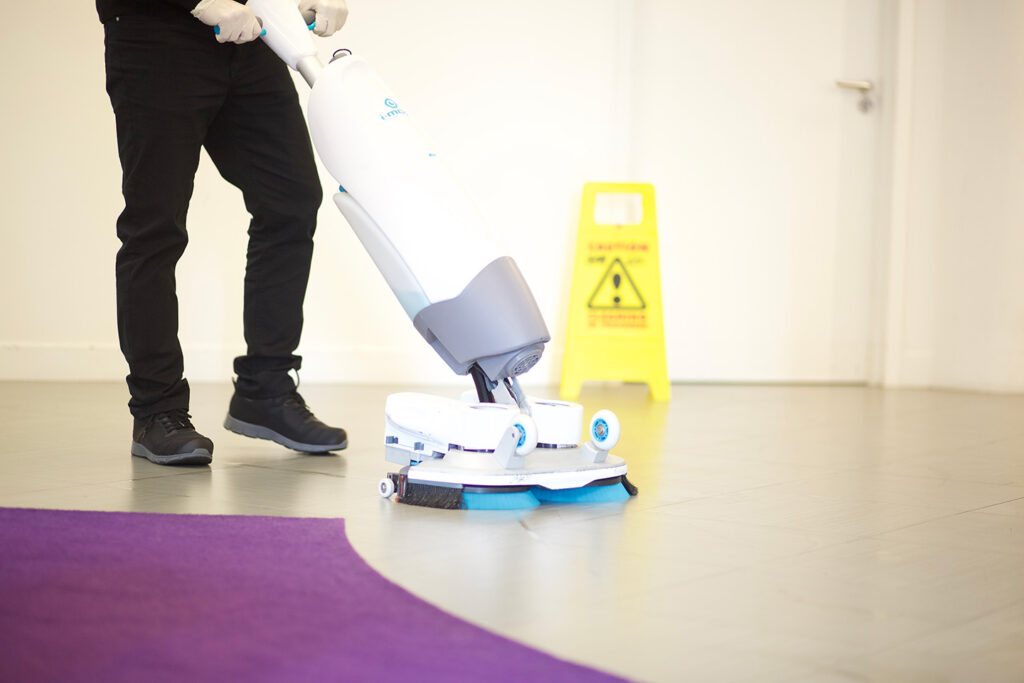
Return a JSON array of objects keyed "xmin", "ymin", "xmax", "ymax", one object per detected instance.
[{"xmin": 2, "ymin": 381, "xmax": 1023, "ymax": 682}]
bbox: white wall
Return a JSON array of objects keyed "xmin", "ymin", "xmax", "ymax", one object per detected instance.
[
  {"xmin": 0, "ymin": 4, "xmax": 123, "ymax": 380},
  {"xmin": 0, "ymin": 0, "xmax": 623, "ymax": 387},
  {"xmin": 629, "ymin": 0, "xmax": 881, "ymax": 383},
  {"xmin": 2, "ymin": 0, "xmax": 1023, "ymax": 393},
  {"xmin": 878, "ymin": 0, "xmax": 1024, "ymax": 392}
]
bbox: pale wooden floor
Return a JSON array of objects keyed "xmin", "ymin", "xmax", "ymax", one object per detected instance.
[{"xmin": 2, "ymin": 381, "xmax": 1023, "ymax": 682}]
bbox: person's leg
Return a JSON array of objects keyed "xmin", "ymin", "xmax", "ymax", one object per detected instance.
[
  {"xmin": 203, "ymin": 41, "xmax": 320, "ymax": 398},
  {"xmin": 203, "ymin": 40, "xmax": 345, "ymax": 453},
  {"xmin": 103, "ymin": 14, "xmax": 227, "ymax": 462}
]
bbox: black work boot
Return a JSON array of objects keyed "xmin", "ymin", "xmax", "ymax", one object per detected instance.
[
  {"xmin": 131, "ymin": 409, "xmax": 214, "ymax": 466},
  {"xmin": 224, "ymin": 391, "xmax": 347, "ymax": 454}
]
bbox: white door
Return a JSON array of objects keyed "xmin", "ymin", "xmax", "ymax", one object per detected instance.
[{"xmin": 630, "ymin": 0, "xmax": 881, "ymax": 382}]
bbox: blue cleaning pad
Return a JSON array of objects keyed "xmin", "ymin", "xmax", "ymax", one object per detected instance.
[
  {"xmin": 532, "ymin": 483, "xmax": 631, "ymax": 504},
  {"xmin": 462, "ymin": 491, "xmax": 540, "ymax": 510}
]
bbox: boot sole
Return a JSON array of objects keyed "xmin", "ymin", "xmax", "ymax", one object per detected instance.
[
  {"xmin": 131, "ymin": 442, "xmax": 212, "ymax": 466},
  {"xmin": 223, "ymin": 414, "xmax": 348, "ymax": 454}
]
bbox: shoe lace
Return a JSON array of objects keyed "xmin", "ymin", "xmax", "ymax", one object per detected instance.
[
  {"xmin": 284, "ymin": 392, "xmax": 315, "ymax": 420},
  {"xmin": 156, "ymin": 409, "xmax": 195, "ymax": 433}
]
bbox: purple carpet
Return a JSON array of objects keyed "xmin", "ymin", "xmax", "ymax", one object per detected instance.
[{"xmin": 0, "ymin": 508, "xmax": 624, "ymax": 682}]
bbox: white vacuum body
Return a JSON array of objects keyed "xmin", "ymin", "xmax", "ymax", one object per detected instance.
[
  {"xmin": 242, "ymin": 0, "xmax": 635, "ymax": 509},
  {"xmin": 307, "ymin": 56, "xmax": 501, "ymax": 307}
]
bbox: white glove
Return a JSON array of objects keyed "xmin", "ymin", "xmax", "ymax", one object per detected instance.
[
  {"xmin": 192, "ymin": 0, "xmax": 263, "ymax": 45},
  {"xmin": 299, "ymin": 0, "xmax": 348, "ymax": 37}
]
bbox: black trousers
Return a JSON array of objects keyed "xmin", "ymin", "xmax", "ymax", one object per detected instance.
[{"xmin": 103, "ymin": 13, "xmax": 323, "ymax": 417}]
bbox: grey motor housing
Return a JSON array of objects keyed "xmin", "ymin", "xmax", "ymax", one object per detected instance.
[{"xmin": 413, "ymin": 257, "xmax": 550, "ymax": 382}]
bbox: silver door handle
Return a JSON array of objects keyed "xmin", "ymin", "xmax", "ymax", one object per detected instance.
[
  {"xmin": 835, "ymin": 79, "xmax": 873, "ymax": 92},
  {"xmin": 836, "ymin": 79, "xmax": 874, "ymax": 113}
]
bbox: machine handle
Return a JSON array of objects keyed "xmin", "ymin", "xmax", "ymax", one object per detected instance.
[{"xmin": 213, "ymin": 17, "xmax": 313, "ymax": 38}]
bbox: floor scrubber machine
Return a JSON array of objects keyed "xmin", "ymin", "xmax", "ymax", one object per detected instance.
[{"xmin": 247, "ymin": 0, "xmax": 637, "ymax": 509}]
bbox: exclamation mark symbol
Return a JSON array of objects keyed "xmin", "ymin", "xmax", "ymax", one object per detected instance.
[{"xmin": 613, "ymin": 272, "xmax": 622, "ymax": 307}]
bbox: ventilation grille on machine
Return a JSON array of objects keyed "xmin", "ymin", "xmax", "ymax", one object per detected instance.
[{"xmin": 510, "ymin": 352, "xmax": 540, "ymax": 377}]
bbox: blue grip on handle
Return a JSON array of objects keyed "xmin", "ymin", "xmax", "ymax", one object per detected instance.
[{"xmin": 213, "ymin": 26, "xmax": 267, "ymax": 37}]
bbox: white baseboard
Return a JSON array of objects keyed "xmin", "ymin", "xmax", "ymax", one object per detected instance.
[
  {"xmin": 0, "ymin": 343, "xmax": 129, "ymax": 382},
  {"xmin": 0, "ymin": 342, "xmax": 564, "ymax": 388},
  {"xmin": 5, "ymin": 342, "xmax": 1019, "ymax": 393}
]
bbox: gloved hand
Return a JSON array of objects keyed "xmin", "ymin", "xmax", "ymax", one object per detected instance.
[
  {"xmin": 298, "ymin": 0, "xmax": 349, "ymax": 37},
  {"xmin": 191, "ymin": 0, "xmax": 262, "ymax": 44}
]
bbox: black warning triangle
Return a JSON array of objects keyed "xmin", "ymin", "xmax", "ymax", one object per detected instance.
[{"xmin": 587, "ymin": 257, "xmax": 646, "ymax": 310}]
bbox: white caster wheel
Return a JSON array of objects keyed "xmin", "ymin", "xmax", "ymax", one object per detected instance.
[
  {"xmin": 378, "ymin": 477, "xmax": 395, "ymax": 499},
  {"xmin": 588, "ymin": 409, "xmax": 620, "ymax": 451},
  {"xmin": 511, "ymin": 414, "xmax": 538, "ymax": 456}
]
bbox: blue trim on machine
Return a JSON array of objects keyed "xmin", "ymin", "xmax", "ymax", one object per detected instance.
[
  {"xmin": 533, "ymin": 483, "xmax": 630, "ymax": 504},
  {"xmin": 462, "ymin": 483, "xmax": 631, "ymax": 509},
  {"xmin": 463, "ymin": 491, "xmax": 539, "ymax": 510}
]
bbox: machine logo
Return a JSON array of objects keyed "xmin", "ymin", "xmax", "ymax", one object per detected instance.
[{"xmin": 380, "ymin": 98, "xmax": 406, "ymax": 121}]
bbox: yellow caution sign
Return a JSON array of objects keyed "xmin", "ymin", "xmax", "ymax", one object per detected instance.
[{"xmin": 561, "ymin": 182, "xmax": 670, "ymax": 401}]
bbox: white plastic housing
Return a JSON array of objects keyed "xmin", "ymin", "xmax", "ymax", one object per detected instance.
[
  {"xmin": 246, "ymin": 0, "xmax": 316, "ymax": 70},
  {"xmin": 334, "ymin": 192, "xmax": 429, "ymax": 318},
  {"xmin": 386, "ymin": 393, "xmax": 627, "ymax": 488},
  {"xmin": 466, "ymin": 389, "xmax": 584, "ymax": 447},
  {"xmin": 308, "ymin": 55, "xmax": 501, "ymax": 304},
  {"xmin": 385, "ymin": 393, "xmax": 522, "ymax": 453},
  {"xmin": 532, "ymin": 400, "xmax": 584, "ymax": 447}
]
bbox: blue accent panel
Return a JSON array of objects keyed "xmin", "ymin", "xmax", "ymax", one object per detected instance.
[
  {"xmin": 308, "ymin": 21, "xmax": 316, "ymax": 31},
  {"xmin": 338, "ymin": 185, "xmax": 346, "ymax": 193},
  {"xmin": 533, "ymin": 483, "xmax": 630, "ymax": 504},
  {"xmin": 462, "ymin": 491, "xmax": 539, "ymax": 510},
  {"xmin": 260, "ymin": 29, "xmax": 267, "ymax": 37}
]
